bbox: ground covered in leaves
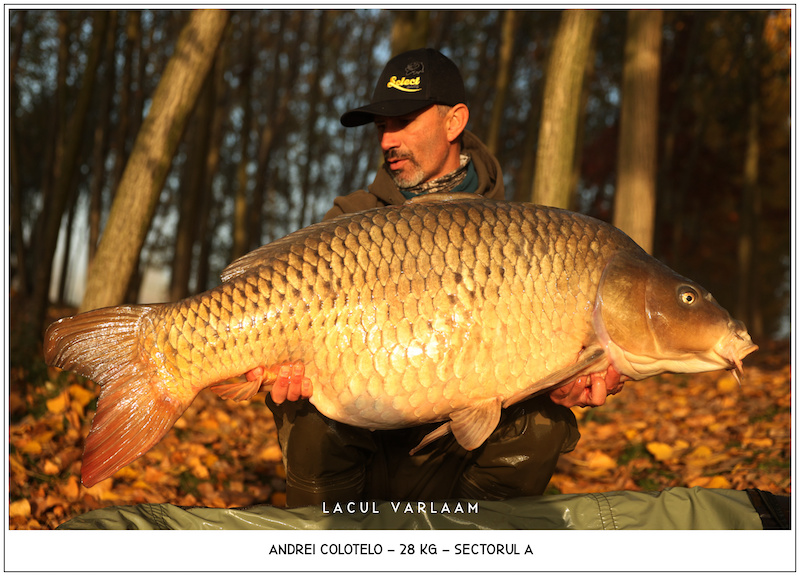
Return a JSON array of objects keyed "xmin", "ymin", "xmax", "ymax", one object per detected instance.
[{"xmin": 9, "ymin": 336, "xmax": 791, "ymax": 530}]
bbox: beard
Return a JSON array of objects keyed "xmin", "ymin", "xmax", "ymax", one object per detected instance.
[{"xmin": 384, "ymin": 150, "xmax": 426, "ymax": 188}]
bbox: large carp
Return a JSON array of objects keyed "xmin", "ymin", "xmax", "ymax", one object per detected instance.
[{"xmin": 45, "ymin": 194, "xmax": 757, "ymax": 487}]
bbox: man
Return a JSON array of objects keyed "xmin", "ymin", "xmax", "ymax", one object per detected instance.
[{"xmin": 262, "ymin": 48, "xmax": 622, "ymax": 506}]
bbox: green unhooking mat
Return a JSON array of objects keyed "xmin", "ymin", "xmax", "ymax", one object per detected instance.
[{"xmin": 56, "ymin": 487, "xmax": 787, "ymax": 530}]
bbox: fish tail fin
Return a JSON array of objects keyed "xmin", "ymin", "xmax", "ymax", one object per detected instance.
[{"xmin": 45, "ymin": 305, "xmax": 189, "ymax": 487}]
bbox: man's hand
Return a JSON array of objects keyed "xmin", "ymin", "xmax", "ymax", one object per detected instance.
[
  {"xmin": 246, "ymin": 362, "xmax": 313, "ymax": 405},
  {"xmin": 549, "ymin": 365, "xmax": 626, "ymax": 408}
]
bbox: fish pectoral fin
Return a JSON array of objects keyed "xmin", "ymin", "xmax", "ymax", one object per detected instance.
[
  {"xmin": 450, "ymin": 397, "xmax": 503, "ymax": 451},
  {"xmin": 502, "ymin": 346, "xmax": 607, "ymax": 408},
  {"xmin": 209, "ymin": 377, "xmax": 263, "ymax": 402}
]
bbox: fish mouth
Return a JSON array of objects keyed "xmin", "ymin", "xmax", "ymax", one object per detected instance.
[
  {"xmin": 719, "ymin": 323, "xmax": 759, "ymax": 385},
  {"xmin": 597, "ymin": 318, "xmax": 759, "ymax": 383}
]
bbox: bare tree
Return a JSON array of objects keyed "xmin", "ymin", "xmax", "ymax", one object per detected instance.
[
  {"xmin": 390, "ymin": 10, "xmax": 430, "ymax": 54},
  {"xmin": 88, "ymin": 11, "xmax": 120, "ymax": 268},
  {"xmin": 9, "ymin": 11, "xmax": 27, "ymax": 292},
  {"xmin": 531, "ymin": 9, "xmax": 599, "ymax": 208},
  {"xmin": 81, "ymin": 9, "xmax": 230, "ymax": 312},
  {"xmin": 486, "ymin": 10, "xmax": 519, "ymax": 157},
  {"xmin": 169, "ymin": 71, "xmax": 216, "ymax": 301},
  {"xmin": 30, "ymin": 11, "xmax": 109, "ymax": 330},
  {"xmin": 231, "ymin": 15, "xmax": 255, "ymax": 262},
  {"xmin": 737, "ymin": 12, "xmax": 767, "ymax": 339},
  {"xmin": 613, "ymin": 9, "xmax": 663, "ymax": 254}
]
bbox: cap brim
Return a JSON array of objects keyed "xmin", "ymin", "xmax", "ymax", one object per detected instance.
[{"xmin": 340, "ymin": 99, "xmax": 436, "ymax": 127}]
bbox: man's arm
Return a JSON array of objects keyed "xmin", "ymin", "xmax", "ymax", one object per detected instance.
[
  {"xmin": 323, "ymin": 189, "xmax": 385, "ymax": 221},
  {"xmin": 246, "ymin": 363, "xmax": 312, "ymax": 403},
  {"xmin": 548, "ymin": 365, "xmax": 626, "ymax": 408}
]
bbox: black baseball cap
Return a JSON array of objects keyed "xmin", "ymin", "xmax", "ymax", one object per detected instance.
[{"xmin": 340, "ymin": 48, "xmax": 466, "ymax": 127}]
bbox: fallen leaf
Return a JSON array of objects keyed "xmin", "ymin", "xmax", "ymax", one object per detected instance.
[
  {"xmin": 69, "ymin": 384, "xmax": 96, "ymax": 408},
  {"xmin": 744, "ymin": 438, "xmax": 774, "ymax": 448},
  {"xmin": 21, "ymin": 440, "xmax": 42, "ymax": 455},
  {"xmin": 84, "ymin": 477, "xmax": 115, "ymax": 501},
  {"xmin": 690, "ymin": 475, "xmax": 732, "ymax": 489},
  {"xmin": 716, "ymin": 373, "xmax": 739, "ymax": 393},
  {"xmin": 188, "ymin": 456, "xmax": 210, "ymax": 479},
  {"xmin": 646, "ymin": 442, "xmax": 674, "ymax": 461},
  {"xmin": 46, "ymin": 393, "xmax": 68, "ymax": 414},
  {"xmin": 112, "ymin": 467, "xmax": 140, "ymax": 481},
  {"xmin": 61, "ymin": 476, "xmax": 80, "ymax": 500},
  {"xmin": 673, "ymin": 439, "xmax": 690, "ymax": 451},
  {"xmin": 42, "ymin": 459, "xmax": 60, "ymax": 475},
  {"xmin": 9, "ymin": 499, "xmax": 31, "ymax": 517},
  {"xmin": 259, "ymin": 445, "xmax": 283, "ymax": 462},
  {"xmin": 687, "ymin": 445, "xmax": 714, "ymax": 460},
  {"xmin": 586, "ymin": 450, "xmax": 617, "ymax": 470}
]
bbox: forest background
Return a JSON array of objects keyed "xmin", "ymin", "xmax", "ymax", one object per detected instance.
[{"xmin": 7, "ymin": 8, "xmax": 793, "ymax": 529}]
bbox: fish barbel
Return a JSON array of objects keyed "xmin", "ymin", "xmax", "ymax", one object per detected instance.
[{"xmin": 44, "ymin": 194, "xmax": 758, "ymax": 487}]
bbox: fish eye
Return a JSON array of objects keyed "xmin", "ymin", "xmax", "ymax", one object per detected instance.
[{"xmin": 678, "ymin": 286, "xmax": 699, "ymax": 306}]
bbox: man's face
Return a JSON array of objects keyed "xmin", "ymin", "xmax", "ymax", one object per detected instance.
[{"xmin": 375, "ymin": 105, "xmax": 455, "ymax": 188}]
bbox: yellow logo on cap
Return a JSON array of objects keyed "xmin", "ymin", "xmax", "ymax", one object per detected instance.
[{"xmin": 387, "ymin": 75, "xmax": 421, "ymax": 93}]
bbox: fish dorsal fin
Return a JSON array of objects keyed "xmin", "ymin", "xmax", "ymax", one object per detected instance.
[
  {"xmin": 221, "ymin": 247, "xmax": 267, "ymax": 282},
  {"xmin": 502, "ymin": 346, "xmax": 608, "ymax": 408},
  {"xmin": 220, "ymin": 220, "xmax": 331, "ymax": 282},
  {"xmin": 221, "ymin": 240, "xmax": 290, "ymax": 283},
  {"xmin": 405, "ymin": 192, "xmax": 486, "ymax": 205}
]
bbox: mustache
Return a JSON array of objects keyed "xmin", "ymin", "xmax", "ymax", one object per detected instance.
[{"xmin": 384, "ymin": 149, "xmax": 414, "ymax": 164}]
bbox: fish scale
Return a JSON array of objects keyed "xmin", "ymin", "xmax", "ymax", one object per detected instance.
[{"xmin": 44, "ymin": 194, "xmax": 757, "ymax": 487}]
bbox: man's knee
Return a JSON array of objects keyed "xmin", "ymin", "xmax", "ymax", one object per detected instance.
[{"xmin": 267, "ymin": 398, "xmax": 377, "ymax": 506}]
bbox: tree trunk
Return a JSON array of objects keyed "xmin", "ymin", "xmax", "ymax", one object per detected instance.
[
  {"xmin": 231, "ymin": 16, "xmax": 254, "ymax": 262},
  {"xmin": 56, "ymin": 186, "xmax": 79, "ymax": 304},
  {"xmin": 613, "ymin": 9, "xmax": 663, "ymax": 254},
  {"xmin": 81, "ymin": 9, "xmax": 229, "ymax": 312},
  {"xmin": 88, "ymin": 10, "xmax": 119, "ymax": 268},
  {"xmin": 249, "ymin": 11, "xmax": 301, "ymax": 251},
  {"xmin": 486, "ymin": 10, "xmax": 519, "ymax": 157},
  {"xmin": 390, "ymin": 10, "xmax": 430, "ymax": 54},
  {"xmin": 9, "ymin": 10, "xmax": 27, "ymax": 292},
  {"xmin": 531, "ymin": 9, "xmax": 599, "ymax": 208},
  {"xmin": 170, "ymin": 70, "xmax": 215, "ymax": 301},
  {"xmin": 737, "ymin": 13, "xmax": 766, "ymax": 340},
  {"xmin": 195, "ymin": 32, "xmax": 229, "ymax": 293},
  {"xmin": 654, "ymin": 13, "xmax": 703, "ymax": 260},
  {"xmin": 110, "ymin": 12, "xmax": 134, "ymax": 194},
  {"xmin": 298, "ymin": 12, "xmax": 326, "ymax": 229},
  {"xmin": 28, "ymin": 11, "xmax": 71, "ymax": 293},
  {"xmin": 30, "ymin": 11, "xmax": 108, "ymax": 331}
]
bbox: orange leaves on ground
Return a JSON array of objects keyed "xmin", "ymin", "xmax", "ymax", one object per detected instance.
[
  {"xmin": 549, "ymin": 340, "xmax": 791, "ymax": 496},
  {"xmin": 9, "ymin": 369, "xmax": 284, "ymax": 529},
  {"xmin": 9, "ymin": 337, "xmax": 790, "ymax": 529}
]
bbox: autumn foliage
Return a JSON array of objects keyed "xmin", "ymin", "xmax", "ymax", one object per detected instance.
[
  {"xmin": 551, "ymin": 340, "xmax": 791, "ymax": 496},
  {"xmin": 9, "ymin": 309, "xmax": 790, "ymax": 531}
]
